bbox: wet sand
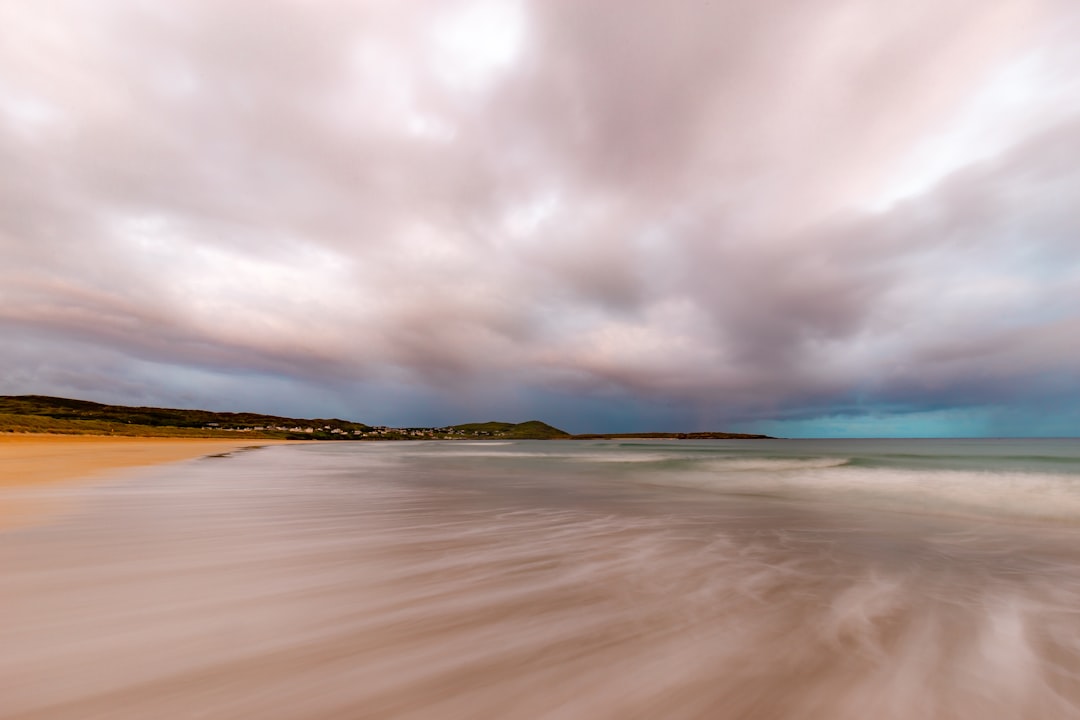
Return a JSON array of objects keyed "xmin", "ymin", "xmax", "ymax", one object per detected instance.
[
  {"xmin": 5, "ymin": 442, "xmax": 1080, "ymax": 719},
  {"xmin": 0, "ymin": 434, "xmax": 293, "ymax": 528}
]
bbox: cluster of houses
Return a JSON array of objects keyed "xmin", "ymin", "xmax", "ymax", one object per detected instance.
[
  {"xmin": 206, "ymin": 422, "xmax": 360, "ymax": 435},
  {"xmin": 202, "ymin": 422, "xmax": 492, "ymax": 440}
]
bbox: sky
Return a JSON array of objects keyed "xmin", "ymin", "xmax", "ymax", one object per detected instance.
[{"xmin": 2, "ymin": 0, "xmax": 1080, "ymax": 437}]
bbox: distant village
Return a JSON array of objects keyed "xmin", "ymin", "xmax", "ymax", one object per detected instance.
[{"xmin": 201, "ymin": 422, "xmax": 504, "ymax": 440}]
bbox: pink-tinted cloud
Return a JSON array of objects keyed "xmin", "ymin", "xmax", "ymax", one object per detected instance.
[{"xmin": 2, "ymin": 0, "xmax": 1079, "ymax": 432}]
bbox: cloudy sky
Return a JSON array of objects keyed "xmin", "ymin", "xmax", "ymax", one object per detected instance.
[{"xmin": 3, "ymin": 0, "xmax": 1080, "ymax": 436}]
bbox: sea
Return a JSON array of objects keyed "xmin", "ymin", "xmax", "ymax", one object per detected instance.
[{"xmin": 5, "ymin": 438, "xmax": 1080, "ymax": 719}]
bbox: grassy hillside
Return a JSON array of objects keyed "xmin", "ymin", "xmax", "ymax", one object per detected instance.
[{"xmin": 0, "ymin": 395, "xmax": 369, "ymax": 439}]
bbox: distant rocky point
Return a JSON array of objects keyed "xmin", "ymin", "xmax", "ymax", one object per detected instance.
[{"xmin": 570, "ymin": 432, "xmax": 774, "ymax": 440}]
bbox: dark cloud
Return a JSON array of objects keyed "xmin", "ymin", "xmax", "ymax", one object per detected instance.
[{"xmin": 2, "ymin": 0, "xmax": 1078, "ymax": 433}]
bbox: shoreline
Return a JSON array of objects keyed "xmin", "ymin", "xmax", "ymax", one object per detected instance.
[{"xmin": 0, "ymin": 434, "xmax": 297, "ymax": 529}]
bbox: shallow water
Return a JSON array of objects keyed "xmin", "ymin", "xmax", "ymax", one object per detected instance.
[{"xmin": 4, "ymin": 439, "xmax": 1080, "ymax": 719}]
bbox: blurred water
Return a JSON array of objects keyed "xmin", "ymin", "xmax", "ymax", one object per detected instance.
[{"xmin": 4, "ymin": 439, "xmax": 1080, "ymax": 719}]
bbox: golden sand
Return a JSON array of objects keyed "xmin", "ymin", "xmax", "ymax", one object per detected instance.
[{"xmin": 0, "ymin": 434, "xmax": 294, "ymax": 528}]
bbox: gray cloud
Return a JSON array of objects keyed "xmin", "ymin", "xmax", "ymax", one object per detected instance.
[{"xmin": 2, "ymin": 0, "xmax": 1079, "ymax": 432}]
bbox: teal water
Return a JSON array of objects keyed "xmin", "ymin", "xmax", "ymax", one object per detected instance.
[{"xmin": 4, "ymin": 438, "xmax": 1080, "ymax": 719}]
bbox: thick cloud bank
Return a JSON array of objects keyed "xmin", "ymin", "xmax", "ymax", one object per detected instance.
[{"xmin": 2, "ymin": 0, "xmax": 1079, "ymax": 434}]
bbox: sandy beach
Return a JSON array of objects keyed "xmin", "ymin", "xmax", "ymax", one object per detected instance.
[
  {"xmin": 4, "ymin": 440, "xmax": 1080, "ymax": 718},
  {"xmin": 0, "ymin": 434, "xmax": 293, "ymax": 528}
]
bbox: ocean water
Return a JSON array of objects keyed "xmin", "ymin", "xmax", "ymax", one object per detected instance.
[{"xmin": 4, "ymin": 438, "xmax": 1080, "ymax": 719}]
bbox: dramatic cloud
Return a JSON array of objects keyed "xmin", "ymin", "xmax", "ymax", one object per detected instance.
[{"xmin": 2, "ymin": 0, "xmax": 1079, "ymax": 434}]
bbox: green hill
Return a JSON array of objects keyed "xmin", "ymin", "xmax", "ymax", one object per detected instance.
[{"xmin": 448, "ymin": 420, "xmax": 571, "ymax": 439}]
